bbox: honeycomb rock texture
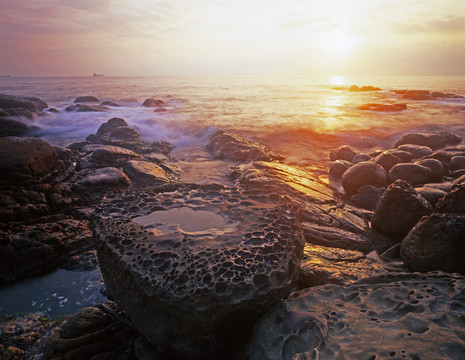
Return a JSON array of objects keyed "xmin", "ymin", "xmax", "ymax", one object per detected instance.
[
  {"xmin": 251, "ymin": 272, "xmax": 465, "ymax": 360},
  {"xmin": 92, "ymin": 184, "xmax": 305, "ymax": 359}
]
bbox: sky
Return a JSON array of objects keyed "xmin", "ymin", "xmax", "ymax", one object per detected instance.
[{"xmin": 0, "ymin": 0, "xmax": 464, "ymax": 76}]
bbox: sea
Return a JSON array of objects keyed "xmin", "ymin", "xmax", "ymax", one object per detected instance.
[{"xmin": 0, "ymin": 75, "xmax": 464, "ymax": 318}]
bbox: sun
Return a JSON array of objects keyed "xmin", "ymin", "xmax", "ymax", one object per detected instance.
[{"xmin": 320, "ymin": 30, "xmax": 357, "ymax": 54}]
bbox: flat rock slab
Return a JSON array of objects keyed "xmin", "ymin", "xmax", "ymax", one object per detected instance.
[
  {"xmin": 251, "ymin": 272, "xmax": 465, "ymax": 360},
  {"xmin": 92, "ymin": 184, "xmax": 305, "ymax": 359}
]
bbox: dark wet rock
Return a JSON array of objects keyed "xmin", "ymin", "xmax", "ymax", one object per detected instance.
[
  {"xmin": 78, "ymin": 145, "xmax": 141, "ymax": 169},
  {"xmin": 142, "ymin": 98, "xmax": 165, "ymax": 107},
  {"xmin": 397, "ymin": 144, "xmax": 433, "ymax": 158},
  {"xmin": 373, "ymin": 152, "xmax": 403, "ymax": 171},
  {"xmin": 436, "ymin": 186, "xmax": 465, "ymax": 214},
  {"xmin": 47, "ymin": 107, "xmax": 59, "ymax": 113},
  {"xmin": 388, "ymin": 163, "xmax": 432, "ymax": 185},
  {"xmin": 414, "ymin": 158, "xmax": 445, "ymax": 181},
  {"xmin": 65, "ymin": 105, "xmax": 77, "ymax": 112},
  {"xmin": 414, "ymin": 186, "xmax": 447, "ymax": 205},
  {"xmin": 0, "ymin": 217, "xmax": 93, "ymax": 284},
  {"xmin": 452, "ymin": 174, "xmax": 465, "ymax": 189},
  {"xmin": 74, "ymin": 95, "xmax": 99, "ymax": 103},
  {"xmin": 154, "ymin": 107, "xmax": 167, "ymax": 112},
  {"xmin": 5, "ymin": 108, "xmax": 39, "ymax": 119},
  {"xmin": 422, "ymin": 151, "xmax": 452, "ymax": 169},
  {"xmin": 123, "ymin": 160, "xmax": 170, "ymax": 185},
  {"xmin": 0, "ymin": 94, "xmax": 45, "ymax": 111},
  {"xmin": 449, "ymin": 155, "xmax": 465, "ymax": 172},
  {"xmin": 329, "ymin": 145, "xmax": 359, "ymax": 162},
  {"xmin": 328, "ymin": 159, "xmax": 352, "ymax": 178},
  {"xmin": 349, "ymin": 185, "xmax": 385, "ymax": 211},
  {"xmin": 207, "ymin": 130, "xmax": 283, "ymax": 162},
  {"xmin": 351, "ymin": 153, "xmax": 371, "ymax": 164},
  {"xmin": 401, "ymin": 213, "xmax": 465, "ymax": 273},
  {"xmin": 341, "ymin": 161, "xmax": 388, "ymax": 198},
  {"xmin": 382, "ymin": 149, "xmax": 413, "ymax": 162},
  {"xmin": 357, "ymin": 103, "xmax": 407, "ymax": 112},
  {"xmin": 431, "ymin": 91, "xmax": 465, "ymax": 99},
  {"xmin": 71, "ymin": 167, "xmax": 130, "ymax": 190},
  {"xmin": 42, "ymin": 302, "xmax": 138, "ymax": 360},
  {"xmin": 100, "ymin": 101, "xmax": 121, "ymax": 107},
  {"xmin": 298, "ymin": 244, "xmax": 392, "ymax": 287},
  {"xmin": 0, "ymin": 119, "xmax": 28, "ymax": 137},
  {"xmin": 401, "ymin": 90, "xmax": 433, "ymax": 100},
  {"xmin": 0, "ymin": 137, "xmax": 59, "ymax": 184},
  {"xmin": 348, "ymin": 85, "xmax": 381, "ymax": 91},
  {"xmin": 67, "ymin": 141, "xmax": 91, "ymax": 152},
  {"xmin": 449, "ymin": 169, "xmax": 465, "ymax": 178},
  {"xmin": 372, "ymin": 180, "xmax": 432, "ymax": 240},
  {"xmin": 395, "ymin": 131, "xmax": 461, "ymax": 150},
  {"xmin": 250, "ymin": 272, "xmax": 465, "ymax": 360},
  {"xmin": 88, "ymin": 117, "xmax": 141, "ymax": 145},
  {"xmin": 0, "ymin": 108, "xmax": 8, "ymax": 117},
  {"xmin": 0, "ymin": 188, "xmax": 51, "ymax": 221},
  {"xmin": 76, "ymin": 104, "xmax": 110, "ymax": 112},
  {"xmin": 92, "ymin": 184, "xmax": 305, "ymax": 359}
]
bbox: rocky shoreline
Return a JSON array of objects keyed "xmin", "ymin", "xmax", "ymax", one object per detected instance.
[{"xmin": 1, "ymin": 92, "xmax": 464, "ymax": 359}]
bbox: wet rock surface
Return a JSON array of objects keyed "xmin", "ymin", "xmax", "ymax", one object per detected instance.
[
  {"xmin": 341, "ymin": 161, "xmax": 388, "ymax": 197},
  {"xmin": 251, "ymin": 272, "xmax": 465, "ymax": 360}
]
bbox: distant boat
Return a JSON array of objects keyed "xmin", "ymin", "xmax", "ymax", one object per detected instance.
[{"xmin": 93, "ymin": 73, "xmax": 104, "ymax": 77}]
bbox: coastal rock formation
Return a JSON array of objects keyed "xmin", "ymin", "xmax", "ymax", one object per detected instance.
[
  {"xmin": 414, "ymin": 186, "xmax": 447, "ymax": 205},
  {"xmin": 400, "ymin": 213, "xmax": 465, "ymax": 273},
  {"xmin": 396, "ymin": 144, "xmax": 433, "ymax": 158},
  {"xmin": 142, "ymin": 98, "xmax": 165, "ymax": 107},
  {"xmin": 395, "ymin": 131, "xmax": 461, "ymax": 150},
  {"xmin": 401, "ymin": 90, "xmax": 433, "ymax": 100},
  {"xmin": 388, "ymin": 163, "xmax": 432, "ymax": 185},
  {"xmin": 74, "ymin": 96, "xmax": 99, "ymax": 103},
  {"xmin": 328, "ymin": 159, "xmax": 352, "ymax": 178},
  {"xmin": 92, "ymin": 184, "xmax": 305, "ymax": 359},
  {"xmin": 0, "ymin": 94, "xmax": 48, "ymax": 111},
  {"xmin": 65, "ymin": 104, "xmax": 110, "ymax": 112},
  {"xmin": 414, "ymin": 158, "xmax": 445, "ymax": 181},
  {"xmin": 450, "ymin": 155, "xmax": 465, "ymax": 172},
  {"xmin": 123, "ymin": 160, "xmax": 170, "ymax": 185},
  {"xmin": 435, "ymin": 186, "xmax": 465, "ymax": 214},
  {"xmin": 71, "ymin": 167, "xmax": 131, "ymax": 190},
  {"xmin": 207, "ymin": 130, "xmax": 284, "ymax": 162},
  {"xmin": 329, "ymin": 145, "xmax": 359, "ymax": 162},
  {"xmin": 0, "ymin": 137, "xmax": 59, "ymax": 184},
  {"xmin": 348, "ymin": 85, "xmax": 381, "ymax": 91},
  {"xmin": 349, "ymin": 185, "xmax": 385, "ymax": 211},
  {"xmin": 341, "ymin": 161, "xmax": 388, "ymax": 198},
  {"xmin": 100, "ymin": 100, "xmax": 121, "ymax": 107},
  {"xmin": 373, "ymin": 151, "xmax": 403, "ymax": 171},
  {"xmin": 371, "ymin": 180, "xmax": 432, "ymax": 240},
  {"xmin": 250, "ymin": 272, "xmax": 465, "ymax": 360},
  {"xmin": 77, "ymin": 144, "xmax": 141, "ymax": 169},
  {"xmin": 0, "ymin": 119, "xmax": 28, "ymax": 137}
]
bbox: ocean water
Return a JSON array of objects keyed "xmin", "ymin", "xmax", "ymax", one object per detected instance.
[{"xmin": 1, "ymin": 76, "xmax": 464, "ymax": 178}]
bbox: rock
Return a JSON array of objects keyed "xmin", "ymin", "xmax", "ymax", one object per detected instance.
[
  {"xmin": 47, "ymin": 107, "xmax": 59, "ymax": 113},
  {"xmin": 298, "ymin": 244, "xmax": 390, "ymax": 287},
  {"xmin": 400, "ymin": 213, "xmax": 465, "ymax": 273},
  {"xmin": 341, "ymin": 161, "xmax": 388, "ymax": 198},
  {"xmin": 397, "ymin": 144, "xmax": 433, "ymax": 158},
  {"xmin": 100, "ymin": 101, "xmax": 121, "ymax": 106},
  {"xmin": 449, "ymin": 169, "xmax": 465, "ymax": 178},
  {"xmin": 401, "ymin": 90, "xmax": 433, "ymax": 100},
  {"xmin": 93, "ymin": 117, "xmax": 140, "ymax": 144},
  {"xmin": 78, "ymin": 145, "xmax": 140, "ymax": 169},
  {"xmin": 142, "ymin": 98, "xmax": 165, "ymax": 107},
  {"xmin": 71, "ymin": 167, "xmax": 130, "ymax": 189},
  {"xmin": 348, "ymin": 85, "xmax": 381, "ymax": 91},
  {"xmin": 328, "ymin": 159, "xmax": 352, "ymax": 178},
  {"xmin": 0, "ymin": 94, "xmax": 43, "ymax": 111},
  {"xmin": 207, "ymin": 130, "xmax": 283, "ymax": 162},
  {"xmin": 329, "ymin": 145, "xmax": 359, "ymax": 162},
  {"xmin": 65, "ymin": 105, "xmax": 77, "ymax": 112},
  {"xmin": 76, "ymin": 104, "xmax": 110, "ymax": 112},
  {"xmin": 154, "ymin": 107, "xmax": 167, "ymax": 112},
  {"xmin": 25, "ymin": 97, "xmax": 49, "ymax": 110},
  {"xmin": 60, "ymin": 307, "xmax": 113, "ymax": 339},
  {"xmin": 0, "ymin": 119, "xmax": 28, "ymax": 137},
  {"xmin": 414, "ymin": 158, "xmax": 445, "ymax": 181},
  {"xmin": 414, "ymin": 186, "xmax": 447, "ymax": 205},
  {"xmin": 449, "ymin": 155, "xmax": 465, "ymax": 172},
  {"xmin": 0, "ymin": 137, "xmax": 59, "ymax": 184},
  {"xmin": 388, "ymin": 163, "xmax": 432, "ymax": 185},
  {"xmin": 452, "ymin": 174, "xmax": 465, "ymax": 189},
  {"xmin": 436, "ymin": 186, "xmax": 465, "ymax": 214},
  {"xmin": 371, "ymin": 180, "xmax": 432, "ymax": 240},
  {"xmin": 395, "ymin": 131, "xmax": 460, "ymax": 150},
  {"xmin": 357, "ymin": 103, "xmax": 407, "ymax": 112},
  {"xmin": 349, "ymin": 185, "xmax": 384, "ymax": 211},
  {"xmin": 123, "ymin": 160, "xmax": 170, "ymax": 185},
  {"xmin": 74, "ymin": 96, "xmax": 99, "ymax": 103},
  {"xmin": 373, "ymin": 152, "xmax": 403, "ymax": 171},
  {"xmin": 351, "ymin": 154, "xmax": 371, "ymax": 164},
  {"xmin": 250, "ymin": 272, "xmax": 465, "ymax": 360},
  {"xmin": 92, "ymin": 184, "xmax": 305, "ymax": 359},
  {"xmin": 382, "ymin": 149, "xmax": 413, "ymax": 162}
]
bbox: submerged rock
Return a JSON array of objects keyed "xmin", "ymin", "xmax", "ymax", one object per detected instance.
[
  {"xmin": 400, "ymin": 213, "xmax": 465, "ymax": 274},
  {"xmin": 250, "ymin": 272, "xmax": 465, "ymax": 360},
  {"xmin": 207, "ymin": 130, "xmax": 283, "ymax": 162},
  {"xmin": 142, "ymin": 98, "xmax": 165, "ymax": 107},
  {"xmin": 371, "ymin": 180, "xmax": 432, "ymax": 241},
  {"xmin": 341, "ymin": 161, "xmax": 388, "ymax": 198},
  {"xmin": 66, "ymin": 104, "xmax": 110, "ymax": 112},
  {"xmin": 348, "ymin": 85, "xmax": 381, "ymax": 92},
  {"xmin": 92, "ymin": 184, "xmax": 305, "ymax": 359}
]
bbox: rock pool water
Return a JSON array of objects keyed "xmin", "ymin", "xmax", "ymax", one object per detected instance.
[{"xmin": 0, "ymin": 268, "xmax": 106, "ymax": 320}]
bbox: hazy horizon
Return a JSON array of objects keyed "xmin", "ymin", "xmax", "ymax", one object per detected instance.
[{"xmin": 1, "ymin": 0, "xmax": 465, "ymax": 77}]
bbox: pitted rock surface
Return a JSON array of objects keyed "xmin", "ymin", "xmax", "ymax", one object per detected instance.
[
  {"xmin": 92, "ymin": 184, "xmax": 305, "ymax": 359},
  {"xmin": 251, "ymin": 272, "xmax": 465, "ymax": 360}
]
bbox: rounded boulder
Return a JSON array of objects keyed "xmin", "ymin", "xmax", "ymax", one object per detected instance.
[{"xmin": 341, "ymin": 161, "xmax": 388, "ymax": 198}]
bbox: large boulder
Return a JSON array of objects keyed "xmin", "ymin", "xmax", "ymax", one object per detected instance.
[
  {"xmin": 400, "ymin": 213, "xmax": 465, "ymax": 273},
  {"xmin": 372, "ymin": 152, "xmax": 403, "ymax": 171},
  {"xmin": 207, "ymin": 130, "xmax": 283, "ymax": 162},
  {"xmin": 74, "ymin": 95, "xmax": 99, "ymax": 103},
  {"xmin": 123, "ymin": 160, "xmax": 170, "ymax": 185},
  {"xmin": 436, "ymin": 186, "xmax": 465, "ymax": 214},
  {"xmin": 0, "ymin": 137, "xmax": 59, "ymax": 183},
  {"xmin": 414, "ymin": 158, "xmax": 445, "ymax": 181},
  {"xmin": 328, "ymin": 159, "xmax": 352, "ymax": 178},
  {"xmin": 388, "ymin": 163, "xmax": 432, "ymax": 185},
  {"xmin": 341, "ymin": 161, "xmax": 388, "ymax": 197},
  {"xmin": 142, "ymin": 98, "xmax": 165, "ymax": 107},
  {"xmin": 78, "ymin": 144, "xmax": 140, "ymax": 169},
  {"xmin": 71, "ymin": 167, "xmax": 130, "ymax": 189},
  {"xmin": 88, "ymin": 117, "xmax": 140, "ymax": 145},
  {"xmin": 395, "ymin": 131, "xmax": 461, "ymax": 150},
  {"xmin": 396, "ymin": 144, "xmax": 433, "ymax": 159},
  {"xmin": 0, "ymin": 94, "xmax": 46, "ymax": 111},
  {"xmin": 371, "ymin": 180, "xmax": 432, "ymax": 240},
  {"xmin": 329, "ymin": 145, "xmax": 359, "ymax": 162},
  {"xmin": 0, "ymin": 119, "xmax": 28, "ymax": 137},
  {"xmin": 92, "ymin": 184, "xmax": 305, "ymax": 359},
  {"xmin": 250, "ymin": 272, "xmax": 465, "ymax": 360}
]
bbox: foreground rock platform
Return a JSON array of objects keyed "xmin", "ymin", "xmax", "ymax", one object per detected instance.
[
  {"xmin": 92, "ymin": 183, "xmax": 305, "ymax": 359},
  {"xmin": 251, "ymin": 272, "xmax": 465, "ymax": 360}
]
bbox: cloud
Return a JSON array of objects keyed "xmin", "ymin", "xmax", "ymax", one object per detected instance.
[{"xmin": 393, "ymin": 17, "xmax": 465, "ymax": 35}]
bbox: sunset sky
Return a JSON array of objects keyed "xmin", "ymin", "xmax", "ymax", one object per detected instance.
[{"xmin": 1, "ymin": 0, "xmax": 464, "ymax": 76}]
